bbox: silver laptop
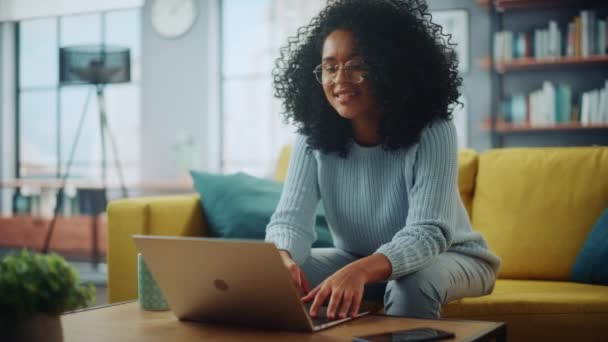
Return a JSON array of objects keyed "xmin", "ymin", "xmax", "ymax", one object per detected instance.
[{"xmin": 132, "ymin": 235, "xmax": 369, "ymax": 332}]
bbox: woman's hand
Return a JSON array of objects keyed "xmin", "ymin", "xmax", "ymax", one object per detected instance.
[
  {"xmin": 279, "ymin": 250, "xmax": 310, "ymax": 296},
  {"xmin": 301, "ymin": 262, "xmax": 368, "ymax": 319},
  {"xmin": 301, "ymin": 253, "xmax": 392, "ymax": 319}
]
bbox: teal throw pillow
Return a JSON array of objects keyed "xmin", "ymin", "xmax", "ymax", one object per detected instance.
[
  {"xmin": 190, "ymin": 170, "xmax": 333, "ymax": 248},
  {"xmin": 571, "ymin": 208, "xmax": 608, "ymax": 285}
]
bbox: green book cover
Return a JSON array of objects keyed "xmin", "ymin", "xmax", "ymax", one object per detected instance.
[
  {"xmin": 562, "ymin": 85, "xmax": 572, "ymax": 123},
  {"xmin": 555, "ymin": 86, "xmax": 563, "ymax": 123}
]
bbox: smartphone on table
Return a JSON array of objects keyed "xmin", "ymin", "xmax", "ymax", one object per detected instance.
[{"xmin": 353, "ymin": 327, "xmax": 455, "ymax": 342}]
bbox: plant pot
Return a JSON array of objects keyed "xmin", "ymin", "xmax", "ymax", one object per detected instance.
[{"xmin": 10, "ymin": 313, "xmax": 63, "ymax": 342}]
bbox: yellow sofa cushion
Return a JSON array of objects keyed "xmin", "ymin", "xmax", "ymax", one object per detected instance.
[
  {"xmin": 442, "ymin": 279, "xmax": 608, "ymax": 341},
  {"xmin": 274, "ymin": 145, "xmax": 293, "ymax": 182},
  {"xmin": 457, "ymin": 149, "xmax": 478, "ymax": 218},
  {"xmin": 472, "ymin": 147, "xmax": 608, "ymax": 280},
  {"xmin": 107, "ymin": 195, "xmax": 205, "ymax": 303}
]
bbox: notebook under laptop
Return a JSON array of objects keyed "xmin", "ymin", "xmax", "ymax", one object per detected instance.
[{"xmin": 132, "ymin": 235, "xmax": 369, "ymax": 332}]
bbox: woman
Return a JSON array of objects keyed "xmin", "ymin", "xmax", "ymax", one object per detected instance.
[{"xmin": 265, "ymin": 0, "xmax": 501, "ymax": 320}]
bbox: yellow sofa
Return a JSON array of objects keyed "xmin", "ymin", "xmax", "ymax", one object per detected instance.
[{"xmin": 107, "ymin": 146, "xmax": 608, "ymax": 341}]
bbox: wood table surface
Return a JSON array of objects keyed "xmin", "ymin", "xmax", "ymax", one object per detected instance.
[{"xmin": 62, "ymin": 301, "xmax": 505, "ymax": 341}]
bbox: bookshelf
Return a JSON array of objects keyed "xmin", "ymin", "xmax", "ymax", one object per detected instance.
[{"xmin": 485, "ymin": 0, "xmax": 608, "ymax": 147}]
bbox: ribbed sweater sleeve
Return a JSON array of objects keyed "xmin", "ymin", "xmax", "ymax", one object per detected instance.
[
  {"xmin": 375, "ymin": 120, "xmax": 458, "ymax": 280},
  {"xmin": 264, "ymin": 135, "xmax": 320, "ymax": 264}
]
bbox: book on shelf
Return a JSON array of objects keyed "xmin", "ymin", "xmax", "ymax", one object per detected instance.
[
  {"xmin": 500, "ymin": 79, "xmax": 608, "ymax": 126},
  {"xmin": 581, "ymin": 80, "xmax": 608, "ymax": 125},
  {"xmin": 494, "ymin": 9, "xmax": 608, "ymax": 63}
]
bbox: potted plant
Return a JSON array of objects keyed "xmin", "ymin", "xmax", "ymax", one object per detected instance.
[{"xmin": 0, "ymin": 249, "xmax": 95, "ymax": 342}]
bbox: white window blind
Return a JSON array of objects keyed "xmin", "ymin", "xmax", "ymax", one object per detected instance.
[{"xmin": 221, "ymin": 0, "xmax": 324, "ymax": 178}]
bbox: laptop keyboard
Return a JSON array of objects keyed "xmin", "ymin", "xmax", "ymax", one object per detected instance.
[{"xmin": 304, "ymin": 303, "xmax": 348, "ymax": 326}]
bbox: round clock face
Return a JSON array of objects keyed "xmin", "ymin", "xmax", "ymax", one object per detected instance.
[{"xmin": 150, "ymin": 0, "xmax": 198, "ymax": 38}]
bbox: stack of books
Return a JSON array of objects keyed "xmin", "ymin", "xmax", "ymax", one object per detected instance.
[
  {"xmin": 494, "ymin": 9, "xmax": 607, "ymax": 61},
  {"xmin": 581, "ymin": 81, "xmax": 608, "ymax": 125},
  {"xmin": 501, "ymin": 80, "xmax": 608, "ymax": 126}
]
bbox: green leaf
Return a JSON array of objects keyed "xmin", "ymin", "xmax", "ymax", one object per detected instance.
[{"xmin": 0, "ymin": 249, "xmax": 95, "ymax": 321}]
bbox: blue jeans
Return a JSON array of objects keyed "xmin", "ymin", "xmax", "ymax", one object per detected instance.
[{"xmin": 300, "ymin": 248, "xmax": 496, "ymax": 318}]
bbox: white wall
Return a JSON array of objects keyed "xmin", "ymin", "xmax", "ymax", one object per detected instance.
[
  {"xmin": 0, "ymin": 0, "xmax": 143, "ymax": 21},
  {"xmin": 140, "ymin": 0, "xmax": 221, "ymax": 180}
]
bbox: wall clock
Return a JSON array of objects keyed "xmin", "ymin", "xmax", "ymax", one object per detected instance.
[{"xmin": 150, "ymin": 0, "xmax": 198, "ymax": 39}]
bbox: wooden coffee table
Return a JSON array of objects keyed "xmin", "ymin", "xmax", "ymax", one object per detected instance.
[{"xmin": 62, "ymin": 302, "xmax": 505, "ymax": 341}]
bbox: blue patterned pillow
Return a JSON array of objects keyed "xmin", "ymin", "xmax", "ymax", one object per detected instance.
[
  {"xmin": 571, "ymin": 208, "xmax": 608, "ymax": 285},
  {"xmin": 190, "ymin": 170, "xmax": 333, "ymax": 248}
]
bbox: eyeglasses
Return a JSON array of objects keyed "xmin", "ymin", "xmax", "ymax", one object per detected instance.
[{"xmin": 313, "ymin": 58, "xmax": 368, "ymax": 85}]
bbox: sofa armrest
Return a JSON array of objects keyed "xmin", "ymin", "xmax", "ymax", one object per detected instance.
[{"xmin": 107, "ymin": 194, "xmax": 207, "ymax": 303}]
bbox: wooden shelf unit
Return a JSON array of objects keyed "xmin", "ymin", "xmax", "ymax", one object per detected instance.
[
  {"xmin": 481, "ymin": 120, "xmax": 608, "ymax": 132},
  {"xmin": 0, "ymin": 214, "xmax": 107, "ymax": 259},
  {"xmin": 0, "ymin": 178, "xmax": 194, "ymax": 263},
  {"xmin": 476, "ymin": 0, "xmax": 491, "ymax": 9},
  {"xmin": 479, "ymin": 55, "xmax": 608, "ymax": 72},
  {"xmin": 494, "ymin": 0, "xmax": 606, "ymax": 10}
]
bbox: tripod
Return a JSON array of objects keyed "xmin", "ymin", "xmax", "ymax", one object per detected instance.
[{"xmin": 42, "ymin": 84, "xmax": 129, "ymax": 267}]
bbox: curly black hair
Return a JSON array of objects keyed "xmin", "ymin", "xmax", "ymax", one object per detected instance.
[{"xmin": 273, "ymin": 0, "xmax": 462, "ymax": 156}]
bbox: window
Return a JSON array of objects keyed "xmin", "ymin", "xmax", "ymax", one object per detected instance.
[
  {"xmin": 220, "ymin": 0, "xmax": 324, "ymax": 177},
  {"xmin": 18, "ymin": 18, "xmax": 58, "ymax": 177},
  {"xmin": 17, "ymin": 9, "xmax": 141, "ymax": 183}
]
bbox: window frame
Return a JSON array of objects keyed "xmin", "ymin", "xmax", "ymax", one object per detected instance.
[
  {"xmin": 15, "ymin": 10, "xmax": 141, "ymax": 180},
  {"xmin": 219, "ymin": 0, "xmax": 277, "ymax": 176}
]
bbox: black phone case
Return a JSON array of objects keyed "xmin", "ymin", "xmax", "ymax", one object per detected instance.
[{"xmin": 352, "ymin": 327, "xmax": 455, "ymax": 342}]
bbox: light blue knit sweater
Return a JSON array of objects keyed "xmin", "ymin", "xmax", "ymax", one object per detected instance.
[{"xmin": 265, "ymin": 119, "xmax": 501, "ymax": 280}]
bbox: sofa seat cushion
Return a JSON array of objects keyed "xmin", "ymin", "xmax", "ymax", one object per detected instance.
[
  {"xmin": 457, "ymin": 149, "xmax": 477, "ymax": 218},
  {"xmin": 441, "ymin": 279, "xmax": 608, "ymax": 341},
  {"xmin": 442, "ymin": 279, "xmax": 608, "ymax": 317}
]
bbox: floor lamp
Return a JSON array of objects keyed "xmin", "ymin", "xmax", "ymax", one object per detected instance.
[{"xmin": 42, "ymin": 45, "xmax": 131, "ymax": 265}]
